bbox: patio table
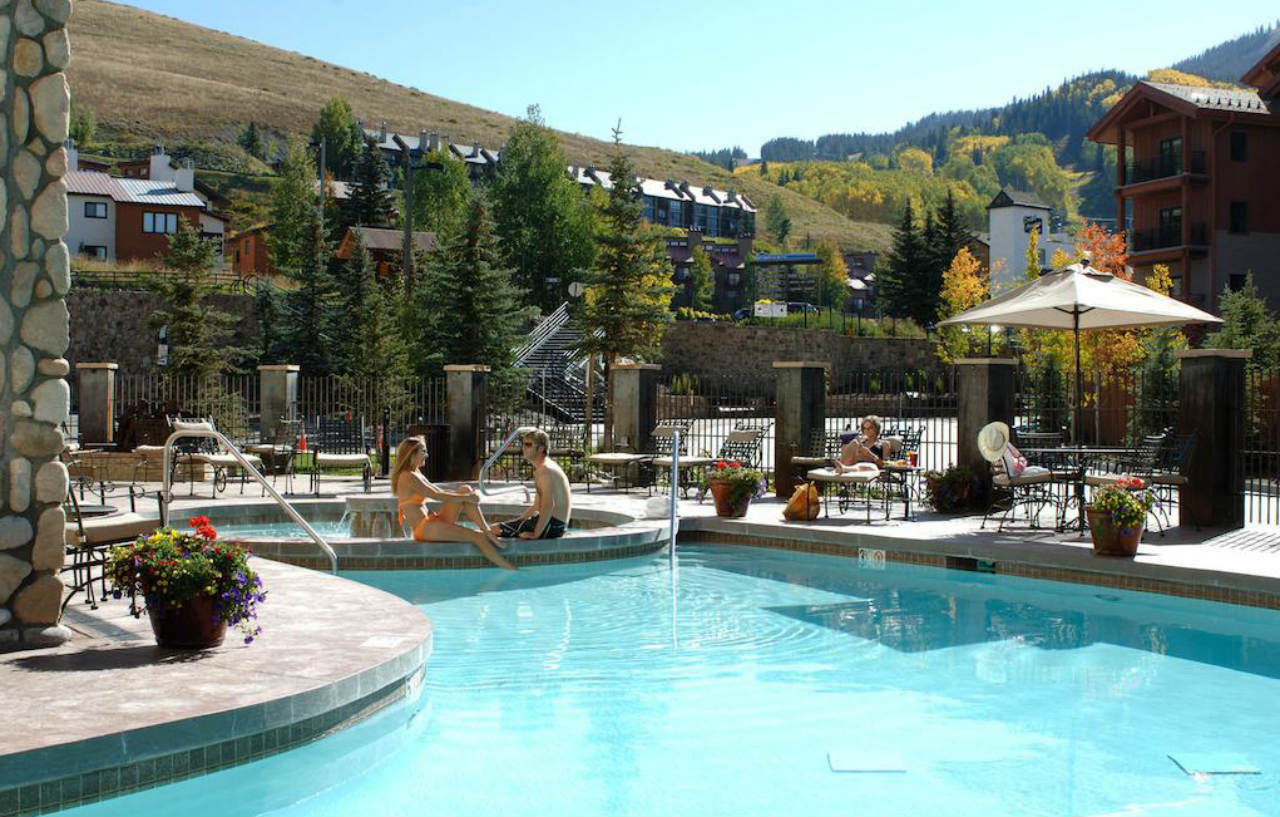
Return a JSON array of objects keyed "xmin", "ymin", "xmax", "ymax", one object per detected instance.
[
  {"xmin": 1019, "ymin": 446, "xmax": 1135, "ymax": 532},
  {"xmin": 879, "ymin": 464, "xmax": 921, "ymax": 521}
]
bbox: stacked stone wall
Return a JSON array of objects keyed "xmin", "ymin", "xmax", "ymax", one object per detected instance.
[{"xmin": 0, "ymin": 0, "xmax": 73, "ymax": 649}]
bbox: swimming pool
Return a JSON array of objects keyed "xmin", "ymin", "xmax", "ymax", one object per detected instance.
[{"xmin": 59, "ymin": 546, "xmax": 1280, "ymax": 816}]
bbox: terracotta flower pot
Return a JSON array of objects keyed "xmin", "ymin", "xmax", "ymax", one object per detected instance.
[
  {"xmin": 708, "ymin": 480, "xmax": 753, "ymax": 518},
  {"xmin": 147, "ymin": 593, "xmax": 227, "ymax": 649},
  {"xmin": 1086, "ymin": 507, "xmax": 1143, "ymax": 558}
]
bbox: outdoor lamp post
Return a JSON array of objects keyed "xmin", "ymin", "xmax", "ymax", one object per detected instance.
[
  {"xmin": 853, "ymin": 297, "xmax": 864, "ymax": 336},
  {"xmin": 987, "ymin": 324, "xmax": 1002, "ymax": 356}
]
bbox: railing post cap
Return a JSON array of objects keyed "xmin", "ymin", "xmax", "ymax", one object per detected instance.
[
  {"xmin": 443, "ymin": 364, "xmax": 492, "ymax": 372},
  {"xmin": 954, "ymin": 358, "xmax": 1018, "ymax": 365},
  {"xmin": 771, "ymin": 361, "xmax": 830, "ymax": 369},
  {"xmin": 76, "ymin": 362, "xmax": 119, "ymax": 370},
  {"xmin": 612, "ymin": 363, "xmax": 662, "ymax": 371},
  {"xmin": 258, "ymin": 364, "xmax": 301, "ymax": 372}
]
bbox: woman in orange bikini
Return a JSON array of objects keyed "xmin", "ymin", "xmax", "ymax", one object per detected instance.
[{"xmin": 391, "ymin": 436, "xmax": 516, "ymax": 571}]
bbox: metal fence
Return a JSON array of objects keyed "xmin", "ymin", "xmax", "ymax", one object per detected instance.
[
  {"xmin": 296, "ymin": 375, "xmax": 446, "ymax": 448},
  {"xmin": 827, "ymin": 369, "xmax": 956, "ymax": 473},
  {"xmin": 1012, "ymin": 366, "xmax": 1180, "ymax": 449},
  {"xmin": 1245, "ymin": 368, "xmax": 1280, "ymax": 525},
  {"xmin": 656, "ymin": 374, "xmax": 777, "ymax": 471},
  {"xmin": 113, "ymin": 372, "xmax": 260, "ymax": 443}
]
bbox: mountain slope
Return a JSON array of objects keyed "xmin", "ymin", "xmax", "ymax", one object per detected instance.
[
  {"xmin": 1172, "ymin": 22, "xmax": 1280, "ymax": 82},
  {"xmin": 64, "ymin": 1, "xmax": 889, "ymax": 250}
]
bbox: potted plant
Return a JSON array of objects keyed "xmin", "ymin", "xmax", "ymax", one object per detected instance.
[
  {"xmin": 106, "ymin": 516, "xmax": 266, "ymax": 648},
  {"xmin": 702, "ymin": 460, "xmax": 763, "ymax": 518},
  {"xmin": 1087, "ymin": 476, "xmax": 1153, "ymax": 557},
  {"xmin": 923, "ymin": 464, "xmax": 983, "ymax": 513}
]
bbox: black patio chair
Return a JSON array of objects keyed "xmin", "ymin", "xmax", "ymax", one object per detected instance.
[{"xmin": 310, "ymin": 415, "xmax": 374, "ymax": 494}]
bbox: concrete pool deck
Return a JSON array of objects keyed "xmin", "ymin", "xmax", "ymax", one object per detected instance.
[{"xmin": 10, "ymin": 478, "xmax": 1280, "ymax": 815}]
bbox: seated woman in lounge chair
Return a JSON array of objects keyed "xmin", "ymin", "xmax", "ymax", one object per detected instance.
[
  {"xmin": 835, "ymin": 415, "xmax": 887, "ymax": 471},
  {"xmin": 391, "ymin": 436, "xmax": 516, "ymax": 571}
]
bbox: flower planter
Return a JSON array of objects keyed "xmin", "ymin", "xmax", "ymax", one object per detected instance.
[
  {"xmin": 146, "ymin": 593, "xmax": 228, "ymax": 649},
  {"xmin": 708, "ymin": 480, "xmax": 752, "ymax": 518},
  {"xmin": 1086, "ymin": 506, "xmax": 1143, "ymax": 557}
]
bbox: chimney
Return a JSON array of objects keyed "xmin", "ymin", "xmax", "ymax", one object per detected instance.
[
  {"xmin": 149, "ymin": 145, "xmax": 174, "ymax": 182},
  {"xmin": 174, "ymin": 158, "xmax": 195, "ymax": 193},
  {"xmin": 428, "ymin": 132, "xmax": 440, "ymax": 152},
  {"xmin": 419, "ymin": 129, "xmax": 429, "ymax": 152},
  {"xmin": 472, "ymin": 142, "xmax": 481, "ymax": 158},
  {"xmin": 379, "ymin": 121, "xmax": 387, "ymax": 142},
  {"xmin": 65, "ymin": 138, "xmax": 79, "ymax": 172}
]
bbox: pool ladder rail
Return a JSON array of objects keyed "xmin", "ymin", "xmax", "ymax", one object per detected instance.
[
  {"xmin": 477, "ymin": 426, "xmax": 533, "ymax": 502},
  {"xmin": 161, "ymin": 423, "xmax": 339, "ymax": 574}
]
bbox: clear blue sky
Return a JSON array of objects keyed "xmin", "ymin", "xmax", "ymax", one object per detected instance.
[{"xmin": 119, "ymin": 0, "xmax": 1277, "ymax": 155}]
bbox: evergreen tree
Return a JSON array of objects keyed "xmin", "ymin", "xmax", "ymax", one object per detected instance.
[
  {"xmin": 578, "ymin": 123, "xmax": 675, "ymax": 448},
  {"xmin": 688, "ymin": 246, "xmax": 714, "ymax": 312},
  {"xmin": 267, "ymin": 140, "xmax": 319, "ymax": 274},
  {"xmin": 252, "ymin": 282, "xmax": 287, "ymax": 364},
  {"xmin": 150, "ymin": 221, "xmax": 241, "ymax": 379},
  {"xmin": 878, "ymin": 202, "xmax": 934, "ymax": 326},
  {"xmin": 1205, "ymin": 272, "xmax": 1280, "ymax": 369},
  {"xmin": 345, "ymin": 139, "xmax": 395, "ymax": 229},
  {"xmin": 335, "ymin": 231, "xmax": 411, "ymax": 416},
  {"xmin": 930, "ymin": 189, "xmax": 974, "ymax": 278},
  {"xmin": 239, "ymin": 121, "xmax": 265, "ymax": 161},
  {"xmin": 490, "ymin": 104, "xmax": 596, "ymax": 313},
  {"xmin": 310, "ymin": 95, "xmax": 364, "ymax": 179},
  {"xmin": 814, "ymin": 239, "xmax": 849, "ymax": 311},
  {"xmin": 69, "ymin": 98, "xmax": 95, "ymax": 145},
  {"xmin": 282, "ymin": 209, "xmax": 337, "ymax": 375},
  {"xmin": 416, "ymin": 193, "xmax": 532, "ymax": 405},
  {"xmin": 764, "ymin": 194, "xmax": 791, "ymax": 245}
]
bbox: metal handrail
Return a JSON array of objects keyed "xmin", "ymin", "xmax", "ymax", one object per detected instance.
[
  {"xmin": 513, "ymin": 302, "xmax": 572, "ymax": 365},
  {"xmin": 669, "ymin": 430, "xmax": 679, "ymax": 568},
  {"xmin": 478, "ymin": 426, "xmax": 532, "ymax": 499},
  {"xmin": 162, "ymin": 425, "xmax": 338, "ymax": 574}
]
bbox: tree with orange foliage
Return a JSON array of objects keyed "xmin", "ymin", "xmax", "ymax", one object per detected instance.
[
  {"xmin": 935, "ymin": 247, "xmax": 992, "ymax": 363},
  {"xmin": 1077, "ymin": 221, "xmax": 1129, "ymax": 278}
]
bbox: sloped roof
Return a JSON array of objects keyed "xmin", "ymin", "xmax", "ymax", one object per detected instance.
[
  {"xmin": 343, "ymin": 226, "xmax": 437, "ymax": 254},
  {"xmin": 64, "ymin": 171, "xmax": 116, "ymax": 197},
  {"xmin": 988, "ymin": 188, "xmax": 1049, "ymax": 210},
  {"xmin": 65, "ymin": 171, "xmax": 206, "ymax": 207},
  {"xmin": 1144, "ymin": 81, "xmax": 1270, "ymax": 114}
]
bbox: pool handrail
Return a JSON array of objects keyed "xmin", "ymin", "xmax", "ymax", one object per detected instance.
[
  {"xmin": 162, "ymin": 423, "xmax": 339, "ymax": 574},
  {"xmin": 477, "ymin": 426, "xmax": 533, "ymax": 500},
  {"xmin": 669, "ymin": 430, "xmax": 679, "ymax": 565}
]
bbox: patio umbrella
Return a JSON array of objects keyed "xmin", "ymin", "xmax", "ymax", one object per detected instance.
[{"xmin": 938, "ymin": 263, "xmax": 1221, "ymax": 527}]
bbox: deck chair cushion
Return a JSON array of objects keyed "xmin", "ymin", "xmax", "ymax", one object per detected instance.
[
  {"xmin": 807, "ymin": 465, "xmax": 880, "ymax": 484},
  {"xmin": 315, "ymin": 452, "xmax": 371, "ymax": 467}
]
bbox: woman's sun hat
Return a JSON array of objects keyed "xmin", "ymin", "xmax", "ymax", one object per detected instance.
[{"xmin": 977, "ymin": 421, "xmax": 1011, "ymax": 463}]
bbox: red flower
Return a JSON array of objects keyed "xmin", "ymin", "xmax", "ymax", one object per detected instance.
[
  {"xmin": 728, "ymin": 461, "xmax": 741, "ymax": 468},
  {"xmin": 197, "ymin": 525, "xmax": 218, "ymax": 541},
  {"xmin": 715, "ymin": 461, "xmax": 727, "ymax": 469},
  {"xmin": 189, "ymin": 515, "xmax": 211, "ymax": 528}
]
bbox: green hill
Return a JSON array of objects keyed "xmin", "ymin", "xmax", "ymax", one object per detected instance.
[{"xmin": 64, "ymin": 1, "xmax": 890, "ymax": 250}]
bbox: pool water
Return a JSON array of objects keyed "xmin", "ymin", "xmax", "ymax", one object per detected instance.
[
  {"xmin": 60, "ymin": 547, "xmax": 1280, "ymax": 816},
  {"xmin": 218, "ymin": 520, "xmax": 354, "ymax": 539}
]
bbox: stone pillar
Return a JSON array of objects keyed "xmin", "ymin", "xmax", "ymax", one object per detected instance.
[
  {"xmin": 75, "ymin": 362, "xmax": 116, "ymax": 445},
  {"xmin": 773, "ymin": 361, "xmax": 827, "ymax": 497},
  {"xmin": 1, "ymin": 0, "xmax": 75, "ymax": 649},
  {"xmin": 610, "ymin": 364, "xmax": 661, "ymax": 452},
  {"xmin": 444, "ymin": 365, "xmax": 488, "ymax": 481},
  {"xmin": 1178, "ymin": 349, "xmax": 1248, "ymax": 529},
  {"xmin": 956, "ymin": 359, "xmax": 1016, "ymax": 485},
  {"xmin": 258, "ymin": 364, "xmax": 299, "ymax": 442}
]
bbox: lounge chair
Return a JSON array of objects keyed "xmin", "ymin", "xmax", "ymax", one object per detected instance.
[
  {"xmin": 805, "ymin": 464, "xmax": 881, "ymax": 522},
  {"xmin": 585, "ymin": 421, "xmax": 689, "ymax": 493},
  {"xmin": 245, "ymin": 417, "xmax": 301, "ymax": 493},
  {"xmin": 309, "ymin": 415, "xmax": 374, "ymax": 494},
  {"xmin": 651, "ymin": 422, "xmax": 771, "ymax": 498},
  {"xmin": 790, "ymin": 429, "xmax": 843, "ymax": 471},
  {"xmin": 168, "ymin": 417, "xmax": 265, "ymax": 498},
  {"xmin": 979, "ymin": 422, "xmax": 1057, "ymax": 531}
]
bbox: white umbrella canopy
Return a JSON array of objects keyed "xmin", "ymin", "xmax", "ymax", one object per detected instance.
[{"xmin": 937, "ymin": 263, "xmax": 1221, "ymax": 330}]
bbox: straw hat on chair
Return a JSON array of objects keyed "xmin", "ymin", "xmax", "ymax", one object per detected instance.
[{"xmin": 977, "ymin": 421, "xmax": 1011, "ymax": 463}]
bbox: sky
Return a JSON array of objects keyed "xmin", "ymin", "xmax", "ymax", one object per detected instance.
[{"xmin": 119, "ymin": 0, "xmax": 1277, "ymax": 155}]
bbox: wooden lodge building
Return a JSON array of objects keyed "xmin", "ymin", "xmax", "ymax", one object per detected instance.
[{"xmin": 1087, "ymin": 40, "xmax": 1280, "ymax": 309}]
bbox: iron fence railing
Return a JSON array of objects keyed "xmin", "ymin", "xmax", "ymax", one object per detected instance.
[
  {"xmin": 657, "ymin": 374, "xmax": 777, "ymax": 472},
  {"xmin": 1012, "ymin": 366, "xmax": 1179, "ymax": 451},
  {"xmin": 1245, "ymin": 369, "xmax": 1280, "ymax": 525},
  {"xmin": 826, "ymin": 369, "xmax": 956, "ymax": 473}
]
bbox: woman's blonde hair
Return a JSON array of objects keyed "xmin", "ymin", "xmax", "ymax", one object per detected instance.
[
  {"xmin": 391, "ymin": 436, "xmax": 426, "ymax": 491},
  {"xmin": 861, "ymin": 415, "xmax": 882, "ymax": 436}
]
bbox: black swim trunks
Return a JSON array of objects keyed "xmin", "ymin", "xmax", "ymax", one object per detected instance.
[{"xmin": 498, "ymin": 515, "xmax": 567, "ymax": 539}]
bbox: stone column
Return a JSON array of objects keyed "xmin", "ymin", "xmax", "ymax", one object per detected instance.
[
  {"xmin": 1, "ymin": 0, "xmax": 75, "ymax": 649},
  {"xmin": 75, "ymin": 362, "xmax": 116, "ymax": 445},
  {"xmin": 444, "ymin": 365, "xmax": 488, "ymax": 481},
  {"xmin": 773, "ymin": 361, "xmax": 827, "ymax": 497},
  {"xmin": 610, "ymin": 363, "xmax": 661, "ymax": 453},
  {"xmin": 956, "ymin": 359, "xmax": 1016, "ymax": 487},
  {"xmin": 258, "ymin": 364, "xmax": 299, "ymax": 442},
  {"xmin": 1177, "ymin": 349, "xmax": 1248, "ymax": 529}
]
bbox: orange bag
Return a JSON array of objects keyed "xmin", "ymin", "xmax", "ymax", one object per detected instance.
[{"xmin": 783, "ymin": 481, "xmax": 821, "ymax": 521}]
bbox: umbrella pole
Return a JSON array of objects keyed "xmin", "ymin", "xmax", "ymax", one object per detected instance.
[{"xmin": 1074, "ymin": 310, "xmax": 1085, "ymax": 534}]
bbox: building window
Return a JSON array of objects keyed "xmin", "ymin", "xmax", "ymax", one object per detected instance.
[
  {"xmin": 84, "ymin": 201, "xmax": 108, "ymax": 219},
  {"xmin": 243, "ymin": 239, "xmax": 251, "ymax": 253},
  {"xmin": 143, "ymin": 212, "xmax": 178, "ymax": 234},
  {"xmin": 80, "ymin": 245, "xmax": 107, "ymax": 260},
  {"xmin": 1158, "ymin": 136, "xmax": 1182, "ymax": 175},
  {"xmin": 642, "ymin": 196, "xmax": 655, "ymax": 223},
  {"xmin": 1229, "ymin": 201, "xmax": 1248, "ymax": 234},
  {"xmin": 1230, "ymin": 131, "xmax": 1248, "ymax": 162},
  {"xmin": 669, "ymin": 200, "xmax": 683, "ymax": 228}
]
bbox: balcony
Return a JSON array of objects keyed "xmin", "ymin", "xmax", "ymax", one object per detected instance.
[
  {"xmin": 1124, "ymin": 151, "xmax": 1206, "ymax": 185},
  {"xmin": 1130, "ymin": 222, "xmax": 1207, "ymax": 252}
]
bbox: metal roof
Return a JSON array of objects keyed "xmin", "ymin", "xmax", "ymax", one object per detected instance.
[
  {"xmin": 1144, "ymin": 81, "xmax": 1271, "ymax": 114},
  {"xmin": 988, "ymin": 188, "xmax": 1050, "ymax": 210},
  {"xmin": 65, "ymin": 171, "xmax": 206, "ymax": 207},
  {"xmin": 353, "ymin": 227, "xmax": 437, "ymax": 253}
]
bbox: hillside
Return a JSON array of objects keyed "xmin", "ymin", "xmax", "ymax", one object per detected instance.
[
  {"xmin": 64, "ymin": 1, "xmax": 890, "ymax": 250},
  {"xmin": 1172, "ymin": 22, "xmax": 1280, "ymax": 82}
]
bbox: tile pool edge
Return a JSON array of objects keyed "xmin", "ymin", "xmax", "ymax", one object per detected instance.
[{"xmin": 677, "ymin": 521, "xmax": 1280, "ymax": 611}]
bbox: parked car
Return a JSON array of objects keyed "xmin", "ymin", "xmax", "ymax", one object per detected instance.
[
  {"xmin": 786, "ymin": 302, "xmax": 820, "ymax": 315},
  {"xmin": 733, "ymin": 307, "xmax": 751, "ymax": 321}
]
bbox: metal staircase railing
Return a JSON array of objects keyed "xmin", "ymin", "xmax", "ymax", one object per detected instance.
[{"xmin": 513, "ymin": 302, "xmax": 572, "ymax": 367}]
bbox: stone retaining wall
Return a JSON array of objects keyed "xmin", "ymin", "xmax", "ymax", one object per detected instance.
[
  {"xmin": 0, "ymin": 0, "xmax": 74, "ymax": 650},
  {"xmin": 660, "ymin": 322, "xmax": 939, "ymax": 392}
]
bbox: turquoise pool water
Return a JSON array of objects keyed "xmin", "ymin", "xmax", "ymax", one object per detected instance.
[{"xmin": 61, "ymin": 547, "xmax": 1280, "ymax": 816}]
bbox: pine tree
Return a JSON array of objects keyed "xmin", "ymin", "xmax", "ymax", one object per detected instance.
[
  {"xmin": 579, "ymin": 123, "xmax": 675, "ymax": 448},
  {"xmin": 150, "ymin": 221, "xmax": 241, "ymax": 379},
  {"xmin": 345, "ymin": 139, "xmax": 395, "ymax": 229},
  {"xmin": 764, "ymin": 194, "xmax": 791, "ymax": 245},
  {"xmin": 252, "ymin": 282, "xmax": 287, "ymax": 364},
  {"xmin": 416, "ymin": 194, "xmax": 532, "ymax": 405},
  {"xmin": 335, "ymin": 231, "xmax": 411, "ymax": 416},
  {"xmin": 878, "ymin": 202, "xmax": 933, "ymax": 326},
  {"xmin": 931, "ymin": 189, "xmax": 974, "ymax": 278},
  {"xmin": 282, "ymin": 209, "xmax": 337, "ymax": 375},
  {"xmin": 239, "ymin": 121, "xmax": 265, "ymax": 161},
  {"xmin": 267, "ymin": 140, "xmax": 319, "ymax": 273},
  {"xmin": 490, "ymin": 105, "xmax": 596, "ymax": 313}
]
